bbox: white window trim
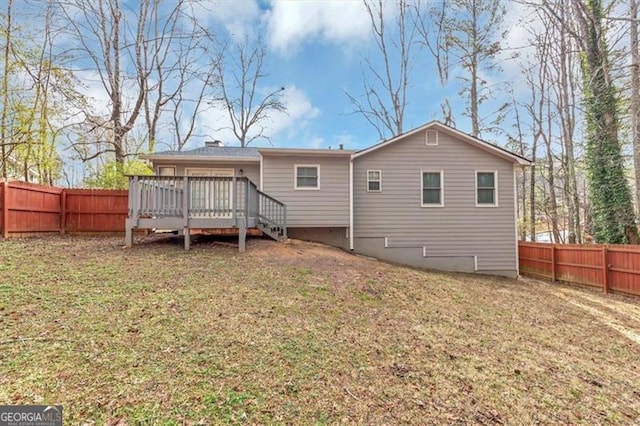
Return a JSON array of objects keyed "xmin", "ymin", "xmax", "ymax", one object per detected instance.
[
  {"xmin": 157, "ymin": 166, "xmax": 176, "ymax": 176},
  {"xmin": 425, "ymin": 129, "xmax": 439, "ymax": 146},
  {"xmin": 366, "ymin": 169, "xmax": 382, "ymax": 192},
  {"xmin": 475, "ymin": 170, "xmax": 499, "ymax": 207},
  {"xmin": 294, "ymin": 164, "xmax": 321, "ymax": 190},
  {"xmin": 420, "ymin": 170, "xmax": 444, "ymax": 207}
]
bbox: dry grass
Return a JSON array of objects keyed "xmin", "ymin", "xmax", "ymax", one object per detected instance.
[{"xmin": 1, "ymin": 235, "xmax": 639, "ymax": 425}]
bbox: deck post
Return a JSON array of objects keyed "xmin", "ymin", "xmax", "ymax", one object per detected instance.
[
  {"xmin": 131, "ymin": 176, "xmax": 140, "ymax": 227},
  {"xmin": 232, "ymin": 176, "xmax": 238, "ymax": 227},
  {"xmin": 282, "ymin": 205, "xmax": 287, "ymax": 240},
  {"xmin": 183, "ymin": 176, "xmax": 190, "ymax": 250},
  {"xmin": 239, "ymin": 226, "xmax": 246, "ymax": 253},
  {"xmin": 184, "ymin": 227, "xmax": 191, "ymax": 250},
  {"xmin": 244, "ymin": 178, "xmax": 250, "ymax": 228},
  {"xmin": 125, "ymin": 222, "xmax": 133, "ymax": 248}
]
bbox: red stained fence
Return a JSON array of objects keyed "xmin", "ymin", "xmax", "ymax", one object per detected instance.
[
  {"xmin": 0, "ymin": 181, "xmax": 128, "ymax": 237},
  {"xmin": 519, "ymin": 242, "xmax": 640, "ymax": 297}
]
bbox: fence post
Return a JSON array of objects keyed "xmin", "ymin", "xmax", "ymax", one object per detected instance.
[
  {"xmin": 551, "ymin": 245, "xmax": 557, "ymax": 282},
  {"xmin": 602, "ymin": 246, "xmax": 609, "ymax": 294},
  {"xmin": 1, "ymin": 182, "xmax": 8, "ymax": 239},
  {"xmin": 60, "ymin": 189, "xmax": 67, "ymax": 235}
]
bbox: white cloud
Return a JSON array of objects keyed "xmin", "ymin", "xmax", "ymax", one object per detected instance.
[
  {"xmin": 192, "ymin": 0, "xmax": 261, "ymax": 40},
  {"xmin": 265, "ymin": 0, "xmax": 371, "ymax": 54},
  {"xmin": 263, "ymin": 84, "xmax": 321, "ymax": 140}
]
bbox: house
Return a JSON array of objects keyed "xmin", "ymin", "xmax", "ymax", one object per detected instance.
[{"xmin": 127, "ymin": 121, "xmax": 532, "ymax": 277}]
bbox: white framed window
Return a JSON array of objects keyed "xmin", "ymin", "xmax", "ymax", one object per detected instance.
[
  {"xmin": 294, "ymin": 164, "xmax": 320, "ymax": 190},
  {"xmin": 367, "ymin": 170, "xmax": 382, "ymax": 192},
  {"xmin": 421, "ymin": 170, "xmax": 444, "ymax": 207},
  {"xmin": 158, "ymin": 166, "xmax": 176, "ymax": 176},
  {"xmin": 426, "ymin": 130, "xmax": 438, "ymax": 146},
  {"xmin": 476, "ymin": 170, "xmax": 498, "ymax": 207}
]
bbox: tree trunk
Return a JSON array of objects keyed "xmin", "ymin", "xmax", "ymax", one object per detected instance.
[
  {"xmin": 631, "ymin": 0, "xmax": 640, "ymax": 215},
  {"xmin": 1, "ymin": 0, "xmax": 13, "ymax": 179},
  {"xmin": 575, "ymin": 0, "xmax": 639, "ymax": 244},
  {"xmin": 557, "ymin": 7, "xmax": 581, "ymax": 243},
  {"xmin": 470, "ymin": 3, "xmax": 480, "ymax": 137}
]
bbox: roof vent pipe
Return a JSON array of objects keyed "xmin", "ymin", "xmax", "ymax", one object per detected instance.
[
  {"xmin": 205, "ymin": 140, "xmax": 223, "ymax": 147},
  {"xmin": 339, "ymin": 144, "xmax": 344, "ymax": 150}
]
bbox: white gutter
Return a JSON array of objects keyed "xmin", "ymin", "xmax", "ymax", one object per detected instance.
[{"xmin": 349, "ymin": 154, "xmax": 354, "ymax": 250}]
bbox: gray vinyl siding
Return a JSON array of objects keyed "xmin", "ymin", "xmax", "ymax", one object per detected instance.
[
  {"xmin": 262, "ymin": 155, "xmax": 350, "ymax": 227},
  {"xmin": 353, "ymin": 130, "xmax": 517, "ymax": 274},
  {"xmin": 153, "ymin": 161, "xmax": 260, "ymax": 185}
]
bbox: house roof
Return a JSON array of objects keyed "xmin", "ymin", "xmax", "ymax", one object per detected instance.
[
  {"xmin": 140, "ymin": 121, "xmax": 531, "ymax": 166},
  {"xmin": 354, "ymin": 121, "xmax": 533, "ymax": 166},
  {"xmin": 140, "ymin": 146, "xmax": 260, "ymax": 162},
  {"xmin": 258, "ymin": 148, "xmax": 354, "ymax": 156}
]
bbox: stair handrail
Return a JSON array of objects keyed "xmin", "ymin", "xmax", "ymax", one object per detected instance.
[{"xmin": 254, "ymin": 185, "xmax": 287, "ymax": 240}]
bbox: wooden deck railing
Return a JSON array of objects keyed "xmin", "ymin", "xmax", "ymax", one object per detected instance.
[
  {"xmin": 129, "ymin": 175, "xmax": 252, "ymax": 224},
  {"xmin": 127, "ymin": 175, "xmax": 287, "ymax": 242}
]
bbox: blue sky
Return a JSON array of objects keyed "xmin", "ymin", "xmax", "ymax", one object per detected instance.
[
  {"xmin": 182, "ymin": 0, "xmax": 526, "ymax": 152},
  {"xmin": 10, "ymin": 0, "xmax": 530, "ymax": 165}
]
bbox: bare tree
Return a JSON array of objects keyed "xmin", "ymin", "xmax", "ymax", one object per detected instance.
[
  {"xmin": 630, "ymin": 0, "xmax": 640, "ymax": 213},
  {"xmin": 214, "ymin": 37, "xmax": 285, "ymax": 147},
  {"xmin": 417, "ymin": 0, "xmax": 507, "ymax": 137},
  {"xmin": 346, "ymin": 0, "xmax": 417, "ymax": 140},
  {"xmin": 549, "ymin": 3, "xmax": 582, "ymax": 243},
  {"xmin": 508, "ymin": 90, "xmax": 529, "ymax": 240},
  {"xmin": 61, "ymin": 0, "xmax": 151, "ymax": 165},
  {"xmin": 142, "ymin": 0, "xmax": 216, "ymax": 153},
  {"xmin": 0, "ymin": 0, "xmax": 13, "ymax": 179}
]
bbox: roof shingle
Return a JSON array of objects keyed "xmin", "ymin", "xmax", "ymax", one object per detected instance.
[{"xmin": 152, "ymin": 146, "xmax": 260, "ymax": 159}]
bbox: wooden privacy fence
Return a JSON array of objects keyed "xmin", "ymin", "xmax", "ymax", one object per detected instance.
[
  {"xmin": 519, "ymin": 242, "xmax": 640, "ymax": 297},
  {"xmin": 0, "ymin": 181, "xmax": 128, "ymax": 237}
]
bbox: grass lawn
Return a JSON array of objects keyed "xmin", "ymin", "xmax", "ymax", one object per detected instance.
[{"xmin": 1, "ymin": 235, "xmax": 639, "ymax": 424}]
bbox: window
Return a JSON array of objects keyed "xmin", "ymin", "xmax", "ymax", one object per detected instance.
[
  {"xmin": 367, "ymin": 170, "xmax": 382, "ymax": 192},
  {"xmin": 476, "ymin": 171, "xmax": 497, "ymax": 206},
  {"xmin": 295, "ymin": 165, "xmax": 320, "ymax": 190},
  {"xmin": 158, "ymin": 166, "xmax": 176, "ymax": 176},
  {"xmin": 421, "ymin": 171, "xmax": 443, "ymax": 207},
  {"xmin": 426, "ymin": 130, "xmax": 438, "ymax": 146}
]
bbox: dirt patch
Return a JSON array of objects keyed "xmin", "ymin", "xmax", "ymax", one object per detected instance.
[{"xmin": 1, "ymin": 236, "xmax": 639, "ymax": 424}]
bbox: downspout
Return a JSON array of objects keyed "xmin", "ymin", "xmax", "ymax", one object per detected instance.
[{"xmin": 349, "ymin": 154, "xmax": 354, "ymax": 251}]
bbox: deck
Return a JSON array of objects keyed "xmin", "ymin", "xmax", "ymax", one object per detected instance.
[{"xmin": 125, "ymin": 175, "xmax": 287, "ymax": 251}]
